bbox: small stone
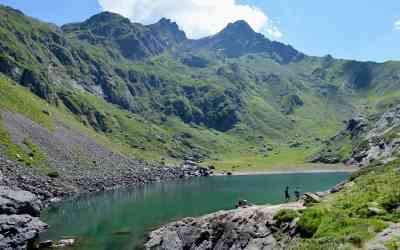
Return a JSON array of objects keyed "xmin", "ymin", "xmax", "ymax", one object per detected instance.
[
  {"xmin": 39, "ymin": 240, "xmax": 54, "ymax": 248},
  {"xmin": 57, "ymin": 238, "xmax": 75, "ymax": 247},
  {"xmin": 368, "ymin": 207, "xmax": 385, "ymax": 215},
  {"xmin": 302, "ymin": 193, "xmax": 322, "ymax": 205},
  {"xmin": 42, "ymin": 109, "xmax": 51, "ymax": 116}
]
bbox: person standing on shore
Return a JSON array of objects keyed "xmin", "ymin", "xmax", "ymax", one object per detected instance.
[
  {"xmin": 285, "ymin": 186, "xmax": 290, "ymax": 201},
  {"xmin": 294, "ymin": 187, "xmax": 301, "ymax": 201}
]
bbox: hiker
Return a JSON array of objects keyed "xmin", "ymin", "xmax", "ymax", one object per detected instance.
[
  {"xmin": 285, "ymin": 186, "xmax": 290, "ymax": 201},
  {"xmin": 294, "ymin": 187, "xmax": 301, "ymax": 201}
]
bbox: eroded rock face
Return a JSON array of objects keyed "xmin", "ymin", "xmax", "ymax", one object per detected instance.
[
  {"xmin": 312, "ymin": 104, "xmax": 400, "ymax": 167},
  {"xmin": 145, "ymin": 203, "xmax": 303, "ymax": 250},
  {"xmin": 349, "ymin": 105, "xmax": 400, "ymax": 166}
]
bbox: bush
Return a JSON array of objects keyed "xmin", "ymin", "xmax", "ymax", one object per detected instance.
[
  {"xmin": 47, "ymin": 171, "xmax": 60, "ymax": 178},
  {"xmin": 274, "ymin": 209, "xmax": 299, "ymax": 226},
  {"xmin": 297, "ymin": 208, "xmax": 326, "ymax": 238}
]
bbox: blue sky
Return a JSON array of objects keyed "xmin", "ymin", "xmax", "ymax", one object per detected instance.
[{"xmin": 1, "ymin": 0, "xmax": 399, "ymax": 62}]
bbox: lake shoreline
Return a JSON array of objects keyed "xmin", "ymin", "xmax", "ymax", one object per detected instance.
[{"xmin": 213, "ymin": 167, "xmax": 358, "ymax": 176}]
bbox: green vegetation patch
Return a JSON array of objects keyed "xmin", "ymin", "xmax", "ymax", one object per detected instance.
[
  {"xmin": 385, "ymin": 236, "xmax": 400, "ymax": 250},
  {"xmin": 0, "ymin": 120, "xmax": 46, "ymax": 167},
  {"xmin": 274, "ymin": 209, "xmax": 300, "ymax": 226},
  {"xmin": 0, "ymin": 74, "xmax": 53, "ymax": 130},
  {"xmin": 291, "ymin": 160, "xmax": 400, "ymax": 249}
]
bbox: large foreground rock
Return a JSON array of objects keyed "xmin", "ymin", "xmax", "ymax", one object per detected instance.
[
  {"xmin": 0, "ymin": 214, "xmax": 48, "ymax": 250},
  {"xmin": 0, "ymin": 186, "xmax": 42, "ymax": 217},
  {"xmin": 145, "ymin": 203, "xmax": 303, "ymax": 250},
  {"xmin": 0, "ymin": 185, "xmax": 48, "ymax": 250}
]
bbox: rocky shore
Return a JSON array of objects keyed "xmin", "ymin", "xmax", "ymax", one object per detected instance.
[
  {"xmin": 145, "ymin": 203, "xmax": 304, "ymax": 250},
  {"xmin": 0, "ymin": 156, "xmax": 211, "ymax": 249}
]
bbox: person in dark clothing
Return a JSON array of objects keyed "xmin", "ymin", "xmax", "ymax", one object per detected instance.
[
  {"xmin": 294, "ymin": 187, "xmax": 301, "ymax": 201},
  {"xmin": 285, "ymin": 186, "xmax": 290, "ymax": 201}
]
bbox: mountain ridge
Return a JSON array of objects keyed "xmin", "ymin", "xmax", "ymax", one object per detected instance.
[{"xmin": 1, "ymin": 4, "xmax": 400, "ymax": 170}]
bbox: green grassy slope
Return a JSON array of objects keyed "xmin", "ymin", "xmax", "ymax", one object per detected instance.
[{"xmin": 276, "ymin": 160, "xmax": 400, "ymax": 249}]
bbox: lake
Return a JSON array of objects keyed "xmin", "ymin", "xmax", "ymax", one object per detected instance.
[{"xmin": 40, "ymin": 172, "xmax": 349, "ymax": 250}]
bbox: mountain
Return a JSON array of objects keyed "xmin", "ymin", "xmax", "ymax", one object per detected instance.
[
  {"xmin": 3, "ymin": 6, "xmax": 400, "ymax": 250},
  {"xmin": 2, "ymin": 4, "xmax": 400, "ymax": 172},
  {"xmin": 62, "ymin": 13, "xmax": 186, "ymax": 60},
  {"xmin": 189, "ymin": 20, "xmax": 304, "ymax": 63}
]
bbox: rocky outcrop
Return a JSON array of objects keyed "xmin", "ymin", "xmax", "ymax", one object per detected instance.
[
  {"xmin": 181, "ymin": 160, "xmax": 212, "ymax": 177},
  {"xmin": 0, "ymin": 215, "xmax": 47, "ymax": 250},
  {"xmin": 0, "ymin": 185, "xmax": 48, "ymax": 250},
  {"xmin": 145, "ymin": 203, "xmax": 304, "ymax": 250},
  {"xmin": 348, "ymin": 105, "xmax": 400, "ymax": 166},
  {"xmin": 311, "ymin": 104, "xmax": 400, "ymax": 167},
  {"xmin": 0, "ymin": 186, "xmax": 42, "ymax": 217}
]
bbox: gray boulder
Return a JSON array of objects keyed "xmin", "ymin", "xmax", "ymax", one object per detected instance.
[
  {"xmin": 0, "ymin": 214, "xmax": 48, "ymax": 250},
  {"xmin": 0, "ymin": 186, "xmax": 47, "ymax": 250},
  {"xmin": 302, "ymin": 193, "xmax": 323, "ymax": 205},
  {"xmin": 0, "ymin": 186, "xmax": 42, "ymax": 217}
]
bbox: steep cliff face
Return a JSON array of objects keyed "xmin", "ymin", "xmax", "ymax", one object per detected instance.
[{"xmin": 311, "ymin": 104, "xmax": 400, "ymax": 167}]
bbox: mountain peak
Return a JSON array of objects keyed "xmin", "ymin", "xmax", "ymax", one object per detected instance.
[
  {"xmin": 153, "ymin": 18, "xmax": 181, "ymax": 33},
  {"xmin": 85, "ymin": 11, "xmax": 131, "ymax": 25},
  {"xmin": 227, "ymin": 20, "xmax": 254, "ymax": 31},
  {"xmin": 157, "ymin": 17, "xmax": 175, "ymax": 25},
  {"xmin": 149, "ymin": 18, "xmax": 187, "ymax": 42},
  {"xmin": 220, "ymin": 20, "xmax": 256, "ymax": 36},
  {"xmin": 192, "ymin": 19, "xmax": 303, "ymax": 63}
]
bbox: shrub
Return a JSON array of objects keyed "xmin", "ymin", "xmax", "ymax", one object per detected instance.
[
  {"xmin": 297, "ymin": 208, "xmax": 326, "ymax": 238},
  {"xmin": 47, "ymin": 171, "xmax": 60, "ymax": 178},
  {"xmin": 274, "ymin": 209, "xmax": 300, "ymax": 226}
]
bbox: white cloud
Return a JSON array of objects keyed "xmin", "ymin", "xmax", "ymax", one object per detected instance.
[
  {"xmin": 97, "ymin": 0, "xmax": 282, "ymax": 39},
  {"xmin": 395, "ymin": 20, "xmax": 400, "ymax": 30},
  {"xmin": 265, "ymin": 21, "xmax": 283, "ymax": 39}
]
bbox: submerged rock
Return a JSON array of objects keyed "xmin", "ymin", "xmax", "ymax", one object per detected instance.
[
  {"xmin": 38, "ymin": 238, "xmax": 76, "ymax": 249},
  {"xmin": 235, "ymin": 199, "xmax": 253, "ymax": 208}
]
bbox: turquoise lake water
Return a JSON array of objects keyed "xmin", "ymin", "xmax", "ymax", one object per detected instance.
[{"xmin": 40, "ymin": 172, "xmax": 349, "ymax": 250}]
